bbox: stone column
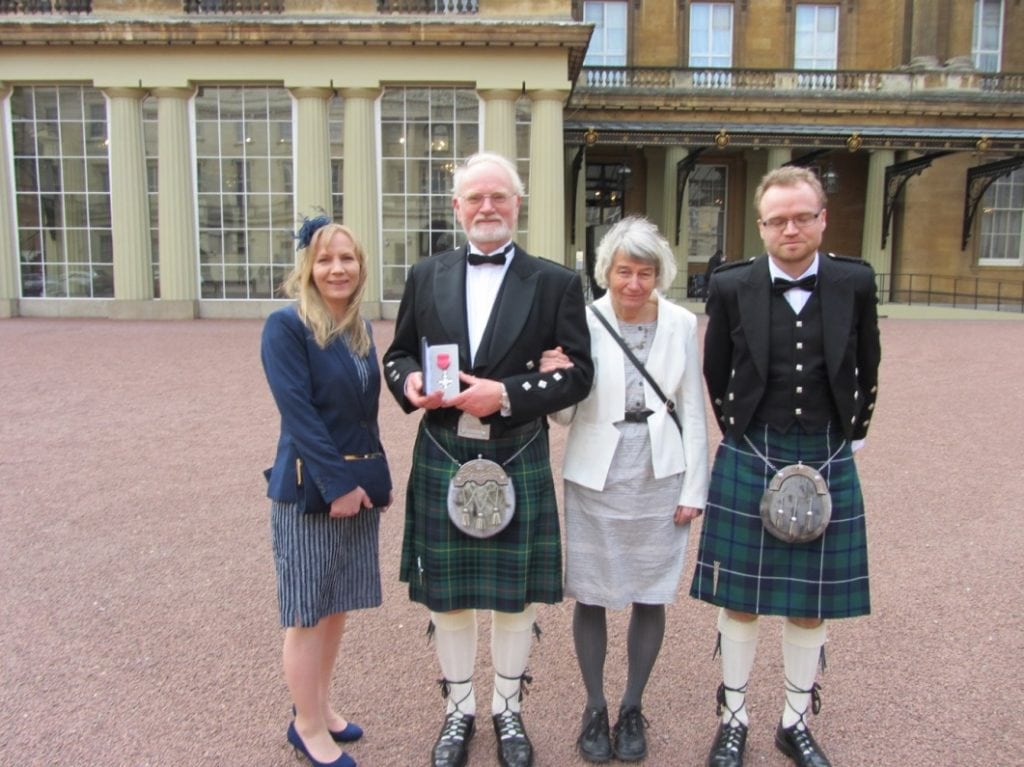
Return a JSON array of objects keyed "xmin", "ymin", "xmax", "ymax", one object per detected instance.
[
  {"xmin": 291, "ymin": 87, "xmax": 333, "ymax": 218},
  {"xmin": 104, "ymin": 87, "xmax": 154, "ymax": 312},
  {"xmin": 660, "ymin": 146, "xmax": 690, "ymax": 294},
  {"xmin": 340, "ymin": 88, "xmax": 382, "ymax": 313},
  {"xmin": 0, "ymin": 84, "xmax": 19, "ymax": 317},
  {"xmin": 526, "ymin": 90, "xmax": 567, "ymax": 264},
  {"xmin": 152, "ymin": 88, "xmax": 199, "ymax": 317},
  {"xmin": 479, "ymin": 89, "xmax": 518, "ymax": 161},
  {"xmin": 861, "ymin": 149, "xmax": 895, "ymax": 281},
  {"xmin": 766, "ymin": 148, "xmax": 792, "ymax": 171},
  {"xmin": 571, "ymin": 144, "xmax": 588, "ymax": 281}
]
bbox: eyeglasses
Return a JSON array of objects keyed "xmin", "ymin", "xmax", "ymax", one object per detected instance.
[
  {"xmin": 758, "ymin": 210, "xmax": 823, "ymax": 231},
  {"xmin": 460, "ymin": 193, "xmax": 514, "ymax": 207}
]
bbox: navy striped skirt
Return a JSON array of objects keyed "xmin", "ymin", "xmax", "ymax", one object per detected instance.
[
  {"xmin": 689, "ymin": 423, "xmax": 870, "ymax": 619},
  {"xmin": 399, "ymin": 420, "xmax": 563, "ymax": 613},
  {"xmin": 270, "ymin": 501, "xmax": 382, "ymax": 627}
]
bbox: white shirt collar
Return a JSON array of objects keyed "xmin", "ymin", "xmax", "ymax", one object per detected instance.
[{"xmin": 768, "ymin": 252, "xmax": 819, "ymax": 283}]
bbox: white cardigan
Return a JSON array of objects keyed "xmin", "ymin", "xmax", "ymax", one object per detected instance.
[{"xmin": 552, "ymin": 293, "xmax": 709, "ymax": 509}]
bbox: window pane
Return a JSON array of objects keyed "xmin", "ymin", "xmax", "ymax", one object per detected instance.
[
  {"xmin": 979, "ymin": 167, "xmax": 1024, "ymax": 265},
  {"xmin": 690, "ymin": 3, "xmax": 732, "ymax": 67},
  {"xmin": 193, "ymin": 85, "xmax": 295, "ymax": 300}
]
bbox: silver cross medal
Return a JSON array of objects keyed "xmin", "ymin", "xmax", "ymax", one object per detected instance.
[{"xmin": 436, "ymin": 352, "xmax": 453, "ymax": 394}]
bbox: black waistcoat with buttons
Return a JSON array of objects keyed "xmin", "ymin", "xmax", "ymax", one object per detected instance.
[{"xmin": 752, "ymin": 290, "xmax": 841, "ymax": 434}]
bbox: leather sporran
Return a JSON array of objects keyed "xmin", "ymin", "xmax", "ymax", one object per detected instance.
[
  {"xmin": 758, "ymin": 463, "xmax": 832, "ymax": 544},
  {"xmin": 446, "ymin": 458, "xmax": 515, "ymax": 538}
]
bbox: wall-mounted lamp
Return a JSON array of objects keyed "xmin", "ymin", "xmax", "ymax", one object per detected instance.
[{"xmin": 821, "ymin": 164, "xmax": 839, "ymax": 194}]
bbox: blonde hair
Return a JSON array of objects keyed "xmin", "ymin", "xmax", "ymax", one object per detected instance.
[
  {"xmin": 282, "ymin": 222, "xmax": 371, "ymax": 356},
  {"xmin": 754, "ymin": 166, "xmax": 827, "ymax": 213}
]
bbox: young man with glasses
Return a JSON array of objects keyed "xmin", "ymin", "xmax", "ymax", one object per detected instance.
[
  {"xmin": 691, "ymin": 166, "xmax": 881, "ymax": 767},
  {"xmin": 384, "ymin": 152, "xmax": 593, "ymax": 767}
]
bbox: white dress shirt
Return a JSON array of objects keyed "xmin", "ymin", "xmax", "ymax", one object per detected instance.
[
  {"xmin": 465, "ymin": 242, "xmax": 514, "ymax": 365},
  {"xmin": 768, "ymin": 252, "xmax": 819, "ymax": 314}
]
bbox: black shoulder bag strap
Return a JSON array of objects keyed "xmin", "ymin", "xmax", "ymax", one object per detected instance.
[{"xmin": 588, "ymin": 304, "xmax": 682, "ymax": 435}]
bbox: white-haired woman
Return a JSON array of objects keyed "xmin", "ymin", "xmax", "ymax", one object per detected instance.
[
  {"xmin": 548, "ymin": 216, "xmax": 709, "ymax": 762},
  {"xmin": 261, "ymin": 218, "xmax": 391, "ymax": 767}
]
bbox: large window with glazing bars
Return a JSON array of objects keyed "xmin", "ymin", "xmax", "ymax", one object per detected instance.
[
  {"xmin": 11, "ymin": 85, "xmax": 113, "ymax": 299},
  {"xmin": 194, "ymin": 85, "xmax": 295, "ymax": 300}
]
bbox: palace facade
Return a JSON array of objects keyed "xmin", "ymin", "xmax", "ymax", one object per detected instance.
[{"xmin": 1, "ymin": 1, "xmax": 1021, "ymax": 319}]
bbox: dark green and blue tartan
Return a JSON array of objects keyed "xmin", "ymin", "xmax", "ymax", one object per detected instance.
[
  {"xmin": 690, "ymin": 424, "xmax": 870, "ymax": 619},
  {"xmin": 400, "ymin": 419, "xmax": 563, "ymax": 612}
]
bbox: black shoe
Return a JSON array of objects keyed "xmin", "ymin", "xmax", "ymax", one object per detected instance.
[
  {"xmin": 492, "ymin": 710, "xmax": 534, "ymax": 767},
  {"xmin": 612, "ymin": 705, "xmax": 648, "ymax": 762},
  {"xmin": 431, "ymin": 711, "xmax": 475, "ymax": 767},
  {"xmin": 706, "ymin": 721, "xmax": 747, "ymax": 767},
  {"xmin": 774, "ymin": 721, "xmax": 832, "ymax": 767},
  {"xmin": 576, "ymin": 706, "xmax": 612, "ymax": 763}
]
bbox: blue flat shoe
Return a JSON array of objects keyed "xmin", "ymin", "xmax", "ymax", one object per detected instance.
[
  {"xmin": 291, "ymin": 705, "xmax": 363, "ymax": 743},
  {"xmin": 287, "ymin": 721, "xmax": 356, "ymax": 767}
]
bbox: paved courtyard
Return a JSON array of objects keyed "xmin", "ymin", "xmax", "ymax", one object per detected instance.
[{"xmin": 1, "ymin": 311, "xmax": 1022, "ymax": 766}]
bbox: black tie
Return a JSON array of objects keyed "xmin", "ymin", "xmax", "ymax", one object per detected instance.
[
  {"xmin": 467, "ymin": 245, "xmax": 513, "ymax": 267},
  {"xmin": 772, "ymin": 274, "xmax": 817, "ymax": 294}
]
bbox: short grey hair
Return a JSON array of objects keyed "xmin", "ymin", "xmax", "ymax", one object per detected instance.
[
  {"xmin": 593, "ymin": 216, "xmax": 678, "ymax": 293},
  {"xmin": 452, "ymin": 151, "xmax": 526, "ymax": 198}
]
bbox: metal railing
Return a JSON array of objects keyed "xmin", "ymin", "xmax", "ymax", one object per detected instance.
[
  {"xmin": 377, "ymin": 0, "xmax": 478, "ymax": 12},
  {"xmin": 0, "ymin": 0, "xmax": 90, "ymax": 12},
  {"xmin": 183, "ymin": 0, "xmax": 282, "ymax": 12},
  {"xmin": 877, "ymin": 272, "xmax": 1024, "ymax": 313},
  {"xmin": 578, "ymin": 66, "xmax": 1024, "ymax": 96}
]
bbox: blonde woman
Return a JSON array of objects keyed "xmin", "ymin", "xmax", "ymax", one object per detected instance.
[{"xmin": 261, "ymin": 218, "xmax": 391, "ymax": 767}]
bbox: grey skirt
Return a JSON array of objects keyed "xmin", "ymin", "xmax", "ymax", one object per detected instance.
[{"xmin": 270, "ymin": 501, "xmax": 382, "ymax": 627}]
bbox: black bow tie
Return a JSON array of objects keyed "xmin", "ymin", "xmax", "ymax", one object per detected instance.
[
  {"xmin": 467, "ymin": 245, "xmax": 513, "ymax": 267},
  {"xmin": 772, "ymin": 274, "xmax": 817, "ymax": 294}
]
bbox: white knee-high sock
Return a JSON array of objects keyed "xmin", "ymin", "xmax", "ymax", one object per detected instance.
[
  {"xmin": 718, "ymin": 609, "xmax": 759, "ymax": 728},
  {"xmin": 491, "ymin": 605, "xmax": 537, "ymax": 715},
  {"xmin": 431, "ymin": 609, "xmax": 478, "ymax": 716},
  {"xmin": 781, "ymin": 620, "xmax": 827, "ymax": 729}
]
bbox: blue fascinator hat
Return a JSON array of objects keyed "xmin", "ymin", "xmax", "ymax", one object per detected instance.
[{"xmin": 295, "ymin": 214, "xmax": 331, "ymax": 251}]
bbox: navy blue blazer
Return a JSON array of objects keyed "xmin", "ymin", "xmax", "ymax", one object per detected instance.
[{"xmin": 261, "ymin": 305, "xmax": 384, "ymax": 505}]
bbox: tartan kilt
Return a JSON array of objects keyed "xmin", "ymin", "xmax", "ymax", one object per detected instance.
[
  {"xmin": 690, "ymin": 424, "xmax": 870, "ymax": 619},
  {"xmin": 400, "ymin": 418, "xmax": 563, "ymax": 612}
]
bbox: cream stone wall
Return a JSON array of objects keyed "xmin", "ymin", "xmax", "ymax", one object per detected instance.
[{"xmin": 898, "ymin": 152, "xmax": 1024, "ymax": 283}]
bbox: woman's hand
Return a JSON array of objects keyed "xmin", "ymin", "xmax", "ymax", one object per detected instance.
[
  {"xmin": 674, "ymin": 505, "xmax": 703, "ymax": 525},
  {"xmin": 539, "ymin": 346, "xmax": 573, "ymax": 373},
  {"xmin": 329, "ymin": 487, "xmax": 373, "ymax": 518}
]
